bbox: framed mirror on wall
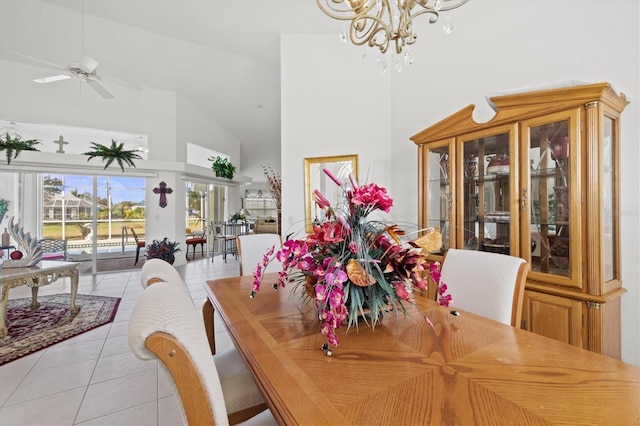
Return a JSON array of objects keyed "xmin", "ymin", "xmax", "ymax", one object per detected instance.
[{"xmin": 304, "ymin": 154, "xmax": 358, "ymax": 233}]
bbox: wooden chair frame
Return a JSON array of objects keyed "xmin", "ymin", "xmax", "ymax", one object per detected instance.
[
  {"xmin": 146, "ymin": 331, "xmax": 267, "ymax": 425},
  {"xmin": 511, "ymin": 261, "xmax": 530, "ymax": 328},
  {"xmin": 130, "ymin": 228, "xmax": 146, "ymax": 265}
]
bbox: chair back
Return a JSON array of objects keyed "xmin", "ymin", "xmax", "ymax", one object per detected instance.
[
  {"xmin": 212, "ymin": 221, "xmax": 227, "ymax": 237},
  {"xmin": 439, "ymin": 248, "xmax": 529, "ymax": 327},
  {"xmin": 130, "ymin": 228, "xmax": 144, "ymax": 245},
  {"xmin": 38, "ymin": 238, "xmax": 67, "ymax": 261},
  {"xmin": 237, "ymin": 234, "xmax": 283, "ymax": 276},
  {"xmin": 128, "ymin": 281, "xmax": 228, "ymax": 425},
  {"xmin": 140, "ymin": 258, "xmax": 184, "ymax": 288}
]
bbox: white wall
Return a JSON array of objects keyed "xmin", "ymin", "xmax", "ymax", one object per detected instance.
[
  {"xmin": 177, "ymin": 96, "xmax": 241, "ymax": 166},
  {"xmin": 281, "ymin": 34, "xmax": 392, "ymax": 236},
  {"xmin": 281, "ymin": 1, "xmax": 639, "ymax": 365}
]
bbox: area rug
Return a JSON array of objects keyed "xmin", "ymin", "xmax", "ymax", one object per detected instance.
[{"xmin": 0, "ymin": 294, "xmax": 120, "ymax": 366}]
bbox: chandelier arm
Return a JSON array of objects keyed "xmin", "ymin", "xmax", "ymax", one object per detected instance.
[
  {"xmin": 349, "ymin": 4, "xmax": 395, "ymax": 54},
  {"xmin": 316, "ymin": 0, "xmax": 378, "ymax": 20},
  {"xmin": 317, "ymin": 0, "xmax": 470, "ymax": 59},
  {"xmin": 407, "ymin": 8, "xmax": 440, "ymax": 25}
]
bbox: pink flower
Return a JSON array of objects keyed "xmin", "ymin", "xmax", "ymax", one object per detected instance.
[
  {"xmin": 429, "ymin": 261, "xmax": 442, "ymax": 283},
  {"xmin": 438, "ymin": 293, "xmax": 452, "ymax": 307},
  {"xmin": 349, "ymin": 173, "xmax": 359, "ymax": 189},
  {"xmin": 328, "ymin": 288, "xmax": 344, "ymax": 309},
  {"xmin": 348, "ymin": 241, "xmax": 358, "ymax": 254},
  {"xmin": 323, "ymin": 167, "xmax": 343, "ymax": 186},
  {"xmin": 315, "ymin": 284, "xmax": 328, "ymax": 303},
  {"xmin": 393, "ymin": 281, "xmax": 413, "ymax": 302},
  {"xmin": 438, "ymin": 283, "xmax": 452, "ymax": 307},
  {"xmin": 325, "ymin": 269, "xmax": 348, "ymax": 289},
  {"xmin": 252, "ymin": 264, "xmax": 263, "ymax": 293},
  {"xmin": 350, "ymin": 183, "xmax": 394, "ymax": 213},
  {"xmin": 313, "ymin": 189, "xmax": 331, "ymax": 209},
  {"xmin": 425, "ymin": 316, "xmax": 436, "ymax": 331}
]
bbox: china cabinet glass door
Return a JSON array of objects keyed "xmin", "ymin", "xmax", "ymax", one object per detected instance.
[
  {"xmin": 524, "ymin": 111, "xmax": 581, "ymax": 286},
  {"xmin": 420, "ymin": 141, "xmax": 452, "ymax": 253},
  {"xmin": 457, "ymin": 127, "xmax": 516, "ymax": 254},
  {"xmin": 602, "ymin": 115, "xmax": 617, "ymax": 282}
]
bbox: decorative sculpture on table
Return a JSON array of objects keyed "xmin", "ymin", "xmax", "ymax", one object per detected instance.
[{"xmin": 0, "ymin": 216, "xmax": 43, "ymax": 268}]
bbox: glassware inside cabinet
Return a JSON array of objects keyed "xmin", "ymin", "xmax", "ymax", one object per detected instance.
[
  {"xmin": 528, "ymin": 119, "xmax": 571, "ymax": 277},
  {"xmin": 461, "ymin": 132, "xmax": 511, "ymax": 254},
  {"xmin": 424, "ymin": 145, "xmax": 450, "ymax": 253}
]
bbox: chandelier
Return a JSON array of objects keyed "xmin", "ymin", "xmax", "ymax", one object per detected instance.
[{"xmin": 317, "ymin": 0, "xmax": 469, "ymax": 71}]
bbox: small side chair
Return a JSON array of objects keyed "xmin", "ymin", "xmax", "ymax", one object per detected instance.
[
  {"xmin": 130, "ymin": 228, "xmax": 146, "ymax": 266},
  {"xmin": 439, "ymin": 248, "xmax": 529, "ymax": 327},
  {"xmin": 38, "ymin": 238, "xmax": 67, "ymax": 261}
]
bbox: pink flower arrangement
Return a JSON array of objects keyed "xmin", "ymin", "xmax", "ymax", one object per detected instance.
[{"xmin": 251, "ymin": 169, "xmax": 450, "ymax": 350}]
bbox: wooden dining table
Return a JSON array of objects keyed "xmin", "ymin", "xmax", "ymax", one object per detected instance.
[{"xmin": 204, "ymin": 273, "xmax": 639, "ymax": 425}]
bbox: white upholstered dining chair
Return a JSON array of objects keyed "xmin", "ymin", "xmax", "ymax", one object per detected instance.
[
  {"xmin": 439, "ymin": 248, "xmax": 529, "ymax": 327},
  {"xmin": 139, "ymin": 258, "xmax": 184, "ymax": 289},
  {"xmin": 237, "ymin": 233, "xmax": 283, "ymax": 276},
  {"xmin": 128, "ymin": 281, "xmax": 275, "ymax": 425}
]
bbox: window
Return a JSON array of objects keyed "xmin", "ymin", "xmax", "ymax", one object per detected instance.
[{"xmin": 245, "ymin": 190, "xmax": 277, "ymax": 219}]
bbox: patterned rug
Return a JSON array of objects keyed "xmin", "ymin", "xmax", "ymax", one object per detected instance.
[{"xmin": 0, "ymin": 294, "xmax": 120, "ymax": 366}]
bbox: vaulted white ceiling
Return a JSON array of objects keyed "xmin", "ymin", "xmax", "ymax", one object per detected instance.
[{"xmin": 0, "ymin": 0, "xmax": 343, "ymax": 173}]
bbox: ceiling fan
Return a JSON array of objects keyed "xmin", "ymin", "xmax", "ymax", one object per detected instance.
[{"xmin": 10, "ymin": 51, "xmax": 141, "ymax": 99}]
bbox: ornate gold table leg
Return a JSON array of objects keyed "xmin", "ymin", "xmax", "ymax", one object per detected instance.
[
  {"xmin": 30, "ymin": 286, "xmax": 40, "ymax": 310},
  {"xmin": 0, "ymin": 286, "xmax": 8, "ymax": 339},
  {"xmin": 69, "ymin": 268, "xmax": 79, "ymax": 314}
]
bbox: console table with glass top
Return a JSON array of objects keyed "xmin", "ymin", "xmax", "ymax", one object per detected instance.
[{"xmin": 0, "ymin": 260, "xmax": 79, "ymax": 339}]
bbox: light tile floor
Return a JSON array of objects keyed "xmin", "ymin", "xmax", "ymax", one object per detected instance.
[{"xmin": 0, "ymin": 256, "xmax": 241, "ymax": 426}]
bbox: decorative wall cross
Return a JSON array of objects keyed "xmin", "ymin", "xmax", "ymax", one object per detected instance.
[
  {"xmin": 53, "ymin": 135, "xmax": 68, "ymax": 153},
  {"xmin": 153, "ymin": 181, "xmax": 173, "ymax": 208}
]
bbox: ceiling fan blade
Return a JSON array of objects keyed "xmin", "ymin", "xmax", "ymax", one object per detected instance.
[
  {"xmin": 9, "ymin": 51, "xmax": 67, "ymax": 71},
  {"xmin": 77, "ymin": 56, "xmax": 99, "ymax": 73},
  {"xmin": 85, "ymin": 79, "xmax": 114, "ymax": 99},
  {"xmin": 34, "ymin": 74, "xmax": 73, "ymax": 84},
  {"xmin": 98, "ymin": 74, "xmax": 143, "ymax": 91}
]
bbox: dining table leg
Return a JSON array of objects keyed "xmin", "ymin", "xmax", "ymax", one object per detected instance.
[{"xmin": 202, "ymin": 298, "xmax": 216, "ymax": 355}]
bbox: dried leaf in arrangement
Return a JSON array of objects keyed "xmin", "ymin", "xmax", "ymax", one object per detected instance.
[{"xmin": 261, "ymin": 164, "xmax": 281, "ymax": 208}]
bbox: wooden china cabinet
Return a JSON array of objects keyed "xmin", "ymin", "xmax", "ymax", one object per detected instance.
[{"xmin": 411, "ymin": 82, "xmax": 628, "ymax": 358}]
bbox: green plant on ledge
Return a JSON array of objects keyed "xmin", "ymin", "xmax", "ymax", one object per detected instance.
[
  {"xmin": 0, "ymin": 133, "xmax": 41, "ymax": 165},
  {"xmin": 209, "ymin": 156, "xmax": 236, "ymax": 180},
  {"xmin": 0, "ymin": 198, "xmax": 9, "ymax": 223},
  {"xmin": 83, "ymin": 139, "xmax": 142, "ymax": 172}
]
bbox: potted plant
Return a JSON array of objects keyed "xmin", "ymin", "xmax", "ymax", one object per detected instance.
[
  {"xmin": 83, "ymin": 139, "xmax": 142, "ymax": 172},
  {"xmin": 209, "ymin": 156, "xmax": 236, "ymax": 180},
  {"xmin": 0, "ymin": 133, "xmax": 41, "ymax": 165},
  {"xmin": 146, "ymin": 237, "xmax": 181, "ymax": 264},
  {"xmin": 229, "ymin": 211, "xmax": 246, "ymax": 223},
  {"xmin": 0, "ymin": 198, "xmax": 8, "ymax": 223}
]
